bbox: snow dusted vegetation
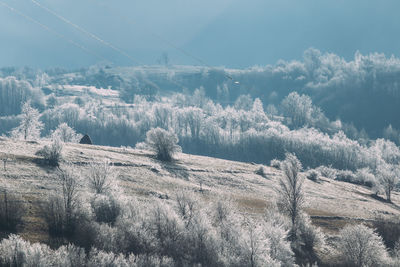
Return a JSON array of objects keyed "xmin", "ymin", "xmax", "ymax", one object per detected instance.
[
  {"xmin": 1, "ymin": 55, "xmax": 400, "ymax": 266},
  {"xmin": 2, "ymin": 1, "xmax": 400, "ymax": 263}
]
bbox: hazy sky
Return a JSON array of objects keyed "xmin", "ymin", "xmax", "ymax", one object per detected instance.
[{"xmin": 1, "ymin": 0, "xmax": 400, "ymax": 68}]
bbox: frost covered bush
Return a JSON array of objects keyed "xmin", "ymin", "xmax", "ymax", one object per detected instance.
[
  {"xmin": 334, "ymin": 170, "xmax": 356, "ymax": 183},
  {"xmin": 263, "ymin": 209, "xmax": 295, "ymax": 266},
  {"xmin": 293, "ymin": 214, "xmax": 325, "ymax": 265},
  {"xmin": 255, "ymin": 165, "xmax": 266, "ymax": 177},
  {"xmin": 0, "ymin": 234, "xmax": 53, "ymax": 266},
  {"xmin": 51, "ymin": 122, "xmax": 82, "ymax": 143},
  {"xmin": 87, "ymin": 159, "xmax": 117, "ymax": 194},
  {"xmin": 142, "ymin": 127, "xmax": 181, "ymax": 161},
  {"xmin": 0, "ymin": 235, "xmax": 86, "ymax": 267},
  {"xmin": 337, "ymin": 224, "xmax": 389, "ymax": 267},
  {"xmin": 354, "ymin": 167, "xmax": 377, "ymax": 187},
  {"xmin": 35, "ymin": 137, "xmax": 63, "ymax": 166},
  {"xmin": 316, "ymin": 165, "xmax": 337, "ymax": 179},
  {"xmin": 91, "ymin": 194, "xmax": 121, "ymax": 226},
  {"xmin": 270, "ymin": 159, "xmax": 281, "ymax": 169},
  {"xmin": 306, "ymin": 170, "xmax": 319, "ymax": 182},
  {"xmin": 43, "ymin": 165, "xmax": 81, "ymax": 237}
]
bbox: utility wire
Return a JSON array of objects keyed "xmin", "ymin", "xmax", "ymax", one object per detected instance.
[
  {"xmin": 30, "ymin": 0, "xmax": 143, "ymax": 66},
  {"xmin": 27, "ymin": 0, "xmax": 189, "ymax": 90},
  {"xmin": 0, "ymin": 0, "xmax": 108, "ymax": 62},
  {"xmin": 86, "ymin": 0, "xmax": 235, "ymax": 81}
]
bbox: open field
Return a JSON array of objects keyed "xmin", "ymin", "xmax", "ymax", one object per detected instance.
[{"xmin": 1, "ymin": 137, "xmax": 400, "ymax": 244}]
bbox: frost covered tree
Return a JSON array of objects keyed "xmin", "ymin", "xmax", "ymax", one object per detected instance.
[
  {"xmin": 11, "ymin": 101, "xmax": 43, "ymax": 140},
  {"xmin": 276, "ymin": 153, "xmax": 304, "ymax": 237},
  {"xmin": 281, "ymin": 92, "xmax": 313, "ymax": 128},
  {"xmin": 51, "ymin": 123, "xmax": 82, "ymax": 143},
  {"xmin": 377, "ymin": 163, "xmax": 399, "ymax": 202},
  {"xmin": 143, "ymin": 127, "xmax": 181, "ymax": 161},
  {"xmin": 234, "ymin": 94, "xmax": 253, "ymax": 111},
  {"xmin": 337, "ymin": 224, "xmax": 389, "ymax": 267}
]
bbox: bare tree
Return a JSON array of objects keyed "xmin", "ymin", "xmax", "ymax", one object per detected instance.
[
  {"xmin": 44, "ymin": 164, "xmax": 80, "ymax": 237},
  {"xmin": 276, "ymin": 153, "xmax": 304, "ymax": 237},
  {"xmin": 58, "ymin": 165, "xmax": 79, "ymax": 220},
  {"xmin": 87, "ymin": 159, "xmax": 116, "ymax": 194},
  {"xmin": 175, "ymin": 191, "xmax": 197, "ymax": 227}
]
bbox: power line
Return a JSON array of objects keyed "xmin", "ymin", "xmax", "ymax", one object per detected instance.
[
  {"xmin": 0, "ymin": 0, "xmax": 108, "ymax": 62},
  {"xmin": 30, "ymin": 0, "xmax": 143, "ymax": 65},
  {"xmin": 86, "ymin": 0, "xmax": 235, "ymax": 81},
  {"xmin": 26, "ymin": 0, "xmax": 190, "ymax": 90}
]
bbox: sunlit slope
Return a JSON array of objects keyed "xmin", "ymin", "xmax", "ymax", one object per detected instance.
[{"xmin": 1, "ymin": 137, "xmax": 399, "ymax": 243}]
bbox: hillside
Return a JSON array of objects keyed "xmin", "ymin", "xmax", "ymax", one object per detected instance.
[{"xmin": 1, "ymin": 137, "xmax": 399, "ymax": 245}]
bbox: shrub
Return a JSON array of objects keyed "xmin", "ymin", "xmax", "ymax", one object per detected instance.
[
  {"xmin": 42, "ymin": 194, "xmax": 69, "ymax": 237},
  {"xmin": 373, "ymin": 217, "xmax": 400, "ymax": 250},
  {"xmin": 293, "ymin": 214, "xmax": 324, "ymax": 265},
  {"xmin": 0, "ymin": 234, "xmax": 52, "ymax": 266},
  {"xmin": 337, "ymin": 224, "xmax": 389, "ymax": 267},
  {"xmin": 306, "ymin": 170, "xmax": 319, "ymax": 182},
  {"xmin": 87, "ymin": 159, "xmax": 117, "ymax": 194},
  {"xmin": 175, "ymin": 191, "xmax": 197, "ymax": 227},
  {"xmin": 263, "ymin": 209, "xmax": 295, "ymax": 266},
  {"xmin": 35, "ymin": 137, "xmax": 63, "ymax": 166},
  {"xmin": 91, "ymin": 194, "xmax": 121, "ymax": 226},
  {"xmin": 316, "ymin": 165, "xmax": 337, "ymax": 179},
  {"xmin": 144, "ymin": 127, "xmax": 181, "ymax": 161},
  {"xmin": 43, "ymin": 165, "xmax": 81, "ymax": 237},
  {"xmin": 0, "ymin": 235, "xmax": 86, "ymax": 267},
  {"xmin": 0, "ymin": 190, "xmax": 25, "ymax": 232},
  {"xmin": 334, "ymin": 170, "xmax": 356, "ymax": 183},
  {"xmin": 270, "ymin": 159, "xmax": 281, "ymax": 169},
  {"xmin": 355, "ymin": 168, "xmax": 376, "ymax": 187},
  {"xmin": 255, "ymin": 166, "xmax": 266, "ymax": 177},
  {"xmin": 51, "ymin": 123, "xmax": 82, "ymax": 143}
]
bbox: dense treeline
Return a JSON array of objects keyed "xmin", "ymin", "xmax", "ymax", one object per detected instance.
[
  {"xmin": 1, "ymin": 85, "xmax": 400, "ymax": 173},
  {"xmin": 4, "ymin": 49, "xmax": 400, "ymax": 137}
]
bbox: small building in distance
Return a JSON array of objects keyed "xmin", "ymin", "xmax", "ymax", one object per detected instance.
[{"xmin": 79, "ymin": 134, "xmax": 92, "ymax": 145}]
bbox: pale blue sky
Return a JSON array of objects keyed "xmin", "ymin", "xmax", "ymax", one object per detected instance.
[{"xmin": 1, "ymin": 0, "xmax": 400, "ymax": 68}]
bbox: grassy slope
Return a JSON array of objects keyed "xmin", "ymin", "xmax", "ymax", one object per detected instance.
[{"xmin": 1, "ymin": 137, "xmax": 400, "ymax": 244}]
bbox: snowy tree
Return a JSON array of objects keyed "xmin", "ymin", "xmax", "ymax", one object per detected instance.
[
  {"xmin": 337, "ymin": 224, "xmax": 389, "ymax": 267},
  {"xmin": 51, "ymin": 123, "xmax": 82, "ymax": 143},
  {"xmin": 234, "ymin": 94, "xmax": 253, "ymax": 111},
  {"xmin": 11, "ymin": 101, "xmax": 43, "ymax": 140},
  {"xmin": 281, "ymin": 92, "xmax": 313, "ymax": 128},
  {"xmin": 276, "ymin": 153, "xmax": 304, "ymax": 238},
  {"xmin": 143, "ymin": 127, "xmax": 181, "ymax": 161},
  {"xmin": 377, "ymin": 163, "xmax": 399, "ymax": 202}
]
